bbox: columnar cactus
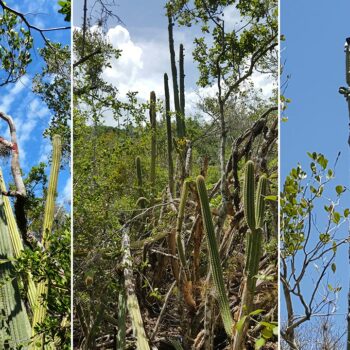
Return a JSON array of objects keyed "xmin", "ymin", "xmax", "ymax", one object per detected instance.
[
  {"xmin": 167, "ymin": 13, "xmax": 185, "ymax": 138},
  {"xmin": 176, "ymin": 180, "xmax": 189, "ymax": 275},
  {"xmin": 149, "ymin": 91, "xmax": 157, "ymax": 200},
  {"xmin": 117, "ymin": 289, "xmax": 126, "ymax": 349},
  {"xmin": 179, "ymin": 44, "xmax": 185, "ymax": 132},
  {"xmin": 233, "ymin": 160, "xmax": 267, "ymax": 350},
  {"xmin": 0, "ymin": 196, "xmax": 31, "ymax": 349},
  {"xmin": 164, "ymin": 73, "xmax": 175, "ymax": 195},
  {"xmin": 136, "ymin": 156, "xmax": 143, "ymax": 198},
  {"xmin": 31, "ymin": 135, "xmax": 62, "ymax": 349},
  {"xmin": 0, "ymin": 169, "xmax": 37, "ymax": 309},
  {"xmin": 196, "ymin": 175, "xmax": 233, "ymax": 337}
]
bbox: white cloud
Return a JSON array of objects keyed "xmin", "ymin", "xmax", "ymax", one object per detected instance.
[
  {"xmin": 103, "ymin": 25, "xmax": 167, "ymax": 103},
  {"xmin": 222, "ymin": 5, "xmax": 243, "ymax": 32},
  {"xmin": 100, "ymin": 25, "xmax": 275, "ymax": 125},
  {"xmin": 38, "ymin": 139, "xmax": 52, "ymax": 164},
  {"xmin": 58, "ymin": 176, "xmax": 71, "ymax": 205},
  {"xmin": 0, "ymin": 76, "xmax": 30, "ymax": 113}
]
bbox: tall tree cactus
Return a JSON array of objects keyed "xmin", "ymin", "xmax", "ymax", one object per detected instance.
[
  {"xmin": 31, "ymin": 135, "xmax": 62, "ymax": 349},
  {"xmin": 179, "ymin": 43, "xmax": 185, "ymax": 121},
  {"xmin": 164, "ymin": 73, "xmax": 175, "ymax": 195},
  {"xmin": 149, "ymin": 91, "xmax": 157, "ymax": 200},
  {"xmin": 167, "ymin": 12, "xmax": 185, "ymax": 138},
  {"xmin": 233, "ymin": 160, "xmax": 267, "ymax": 350},
  {"xmin": 196, "ymin": 175, "xmax": 234, "ymax": 337}
]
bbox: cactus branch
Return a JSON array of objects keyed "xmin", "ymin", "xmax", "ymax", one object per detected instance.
[{"xmin": 196, "ymin": 175, "xmax": 233, "ymax": 337}]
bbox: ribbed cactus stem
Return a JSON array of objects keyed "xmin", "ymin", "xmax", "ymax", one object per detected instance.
[
  {"xmin": 149, "ymin": 91, "xmax": 157, "ymax": 200},
  {"xmin": 136, "ymin": 156, "xmax": 143, "ymax": 199},
  {"xmin": 0, "ymin": 197, "xmax": 31, "ymax": 349},
  {"xmin": 176, "ymin": 180, "xmax": 189, "ymax": 275},
  {"xmin": 167, "ymin": 13, "xmax": 184, "ymax": 138},
  {"xmin": 179, "ymin": 43, "xmax": 186, "ymax": 136},
  {"xmin": 244, "ymin": 160, "xmax": 256, "ymax": 231},
  {"xmin": 0, "ymin": 169, "xmax": 37, "ymax": 309},
  {"xmin": 196, "ymin": 176, "xmax": 233, "ymax": 337},
  {"xmin": 42, "ymin": 135, "xmax": 62, "ymax": 244},
  {"xmin": 164, "ymin": 73, "xmax": 175, "ymax": 195},
  {"xmin": 31, "ymin": 135, "xmax": 62, "ymax": 348},
  {"xmin": 117, "ymin": 289, "xmax": 126, "ymax": 349},
  {"xmin": 255, "ymin": 175, "xmax": 267, "ymax": 229},
  {"xmin": 233, "ymin": 162, "xmax": 267, "ymax": 350}
]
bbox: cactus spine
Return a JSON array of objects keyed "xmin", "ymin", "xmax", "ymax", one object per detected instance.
[
  {"xmin": 149, "ymin": 91, "xmax": 157, "ymax": 200},
  {"xmin": 31, "ymin": 135, "xmax": 62, "ymax": 349},
  {"xmin": 164, "ymin": 73, "xmax": 175, "ymax": 195},
  {"xmin": 233, "ymin": 161, "xmax": 267, "ymax": 350},
  {"xmin": 196, "ymin": 175, "xmax": 233, "ymax": 337}
]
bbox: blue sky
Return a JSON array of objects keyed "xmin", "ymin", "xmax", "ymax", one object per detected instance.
[
  {"xmin": 281, "ymin": 0, "xmax": 350, "ymax": 339},
  {"xmin": 0, "ymin": 0, "xmax": 71, "ymax": 206}
]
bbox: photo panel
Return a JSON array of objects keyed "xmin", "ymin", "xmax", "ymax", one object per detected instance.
[
  {"xmin": 73, "ymin": 1, "xmax": 278, "ymax": 349},
  {"xmin": 280, "ymin": 1, "xmax": 350, "ymax": 349},
  {"xmin": 0, "ymin": 0, "xmax": 71, "ymax": 348}
]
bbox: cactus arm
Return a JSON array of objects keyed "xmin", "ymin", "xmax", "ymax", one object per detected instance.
[
  {"xmin": 176, "ymin": 180, "xmax": 189, "ymax": 274},
  {"xmin": 255, "ymin": 175, "xmax": 267, "ymax": 229},
  {"xmin": 196, "ymin": 175, "xmax": 233, "ymax": 337},
  {"xmin": 31, "ymin": 135, "xmax": 62, "ymax": 349},
  {"xmin": 149, "ymin": 91, "xmax": 157, "ymax": 200},
  {"xmin": 167, "ymin": 13, "xmax": 184, "ymax": 138},
  {"xmin": 244, "ymin": 160, "xmax": 256, "ymax": 231},
  {"xmin": 164, "ymin": 73, "xmax": 175, "ymax": 195},
  {"xmin": 179, "ymin": 43, "xmax": 186, "ymax": 136},
  {"xmin": 233, "ymin": 163, "xmax": 267, "ymax": 350},
  {"xmin": 117, "ymin": 288, "xmax": 126, "ymax": 349}
]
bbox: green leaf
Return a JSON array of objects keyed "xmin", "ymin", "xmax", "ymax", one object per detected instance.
[
  {"xmin": 255, "ymin": 338, "xmax": 266, "ymax": 349},
  {"xmin": 249, "ymin": 309, "xmax": 265, "ymax": 316},
  {"xmin": 235, "ymin": 315, "xmax": 247, "ymax": 333},
  {"xmin": 333, "ymin": 212, "xmax": 341, "ymax": 224},
  {"xmin": 331, "ymin": 263, "xmax": 336, "ymax": 273},
  {"xmin": 335, "ymin": 185, "xmax": 344, "ymax": 195}
]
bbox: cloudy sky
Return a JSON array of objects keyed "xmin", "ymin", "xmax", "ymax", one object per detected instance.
[
  {"xmin": 0, "ymin": 0, "xmax": 71, "ymax": 205},
  {"xmin": 73, "ymin": 0, "xmax": 276, "ymax": 125}
]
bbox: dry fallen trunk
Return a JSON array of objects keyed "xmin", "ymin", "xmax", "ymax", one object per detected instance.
[{"xmin": 122, "ymin": 227, "xmax": 151, "ymax": 350}]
